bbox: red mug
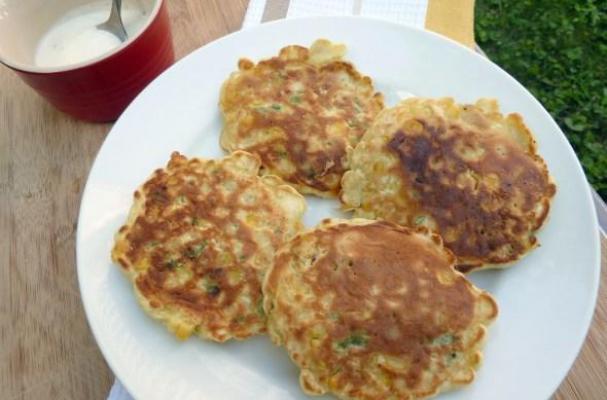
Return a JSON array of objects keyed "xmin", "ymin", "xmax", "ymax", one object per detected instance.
[{"xmin": 0, "ymin": 0, "xmax": 174, "ymax": 122}]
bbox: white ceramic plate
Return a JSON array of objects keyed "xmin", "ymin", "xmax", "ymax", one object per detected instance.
[{"xmin": 77, "ymin": 17, "xmax": 600, "ymax": 400}]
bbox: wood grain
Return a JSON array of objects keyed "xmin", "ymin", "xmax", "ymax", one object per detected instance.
[
  {"xmin": 0, "ymin": 1, "xmax": 247, "ymax": 399},
  {"xmin": 554, "ymin": 235, "xmax": 607, "ymax": 400},
  {"xmin": 0, "ymin": 1, "xmax": 604, "ymax": 399}
]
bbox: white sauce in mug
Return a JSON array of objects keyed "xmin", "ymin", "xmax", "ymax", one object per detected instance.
[{"xmin": 35, "ymin": 1, "xmax": 148, "ymax": 68}]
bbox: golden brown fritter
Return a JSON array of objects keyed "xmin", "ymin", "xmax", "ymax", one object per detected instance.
[
  {"xmin": 220, "ymin": 39, "xmax": 384, "ymax": 197},
  {"xmin": 263, "ymin": 218, "xmax": 498, "ymax": 400},
  {"xmin": 341, "ymin": 98, "xmax": 556, "ymax": 272},
  {"xmin": 112, "ymin": 151, "xmax": 305, "ymax": 342}
]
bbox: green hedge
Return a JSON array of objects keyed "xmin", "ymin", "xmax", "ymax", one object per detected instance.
[{"xmin": 476, "ymin": 0, "xmax": 607, "ymax": 198}]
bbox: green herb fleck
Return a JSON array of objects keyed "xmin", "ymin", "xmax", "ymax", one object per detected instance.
[
  {"xmin": 185, "ymin": 241, "xmax": 207, "ymax": 259},
  {"xmin": 205, "ymin": 282, "xmax": 220, "ymax": 296},
  {"xmin": 145, "ymin": 240, "xmax": 159, "ymax": 249},
  {"xmin": 432, "ymin": 333, "xmax": 454, "ymax": 346},
  {"xmin": 414, "ymin": 215, "xmax": 427, "ymax": 225},
  {"xmin": 353, "ymin": 98, "xmax": 363, "ymax": 112},
  {"xmin": 273, "ymin": 72, "xmax": 287, "ymax": 81},
  {"xmin": 252, "ymin": 103, "xmax": 283, "ymax": 113},
  {"xmin": 256, "ymin": 298, "xmax": 265, "ymax": 318},
  {"xmin": 336, "ymin": 333, "xmax": 368, "ymax": 350},
  {"xmin": 289, "ymin": 95, "xmax": 302, "ymax": 104},
  {"xmin": 329, "ymin": 312, "xmax": 340, "ymax": 321}
]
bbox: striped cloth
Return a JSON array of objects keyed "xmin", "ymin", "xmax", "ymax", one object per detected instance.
[{"xmin": 243, "ymin": 0, "xmax": 428, "ymax": 28}]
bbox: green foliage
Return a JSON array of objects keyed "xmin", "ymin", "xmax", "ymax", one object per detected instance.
[{"xmin": 476, "ymin": 0, "xmax": 607, "ymax": 198}]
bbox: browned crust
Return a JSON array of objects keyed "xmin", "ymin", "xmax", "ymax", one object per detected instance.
[
  {"xmin": 386, "ymin": 112, "xmax": 556, "ymax": 271},
  {"xmin": 340, "ymin": 98, "xmax": 556, "ymax": 272},
  {"xmin": 112, "ymin": 151, "xmax": 303, "ymax": 341},
  {"xmin": 220, "ymin": 41, "xmax": 384, "ymax": 197},
  {"xmin": 265, "ymin": 219, "xmax": 498, "ymax": 399}
]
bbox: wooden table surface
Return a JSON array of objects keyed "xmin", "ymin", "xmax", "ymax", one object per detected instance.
[{"xmin": 1, "ymin": 1, "xmax": 605, "ymax": 399}]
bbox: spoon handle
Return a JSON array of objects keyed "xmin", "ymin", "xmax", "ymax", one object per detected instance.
[{"xmin": 109, "ymin": 0, "xmax": 128, "ymax": 41}]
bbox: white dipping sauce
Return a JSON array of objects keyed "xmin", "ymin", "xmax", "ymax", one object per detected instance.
[{"xmin": 35, "ymin": 1, "xmax": 148, "ymax": 68}]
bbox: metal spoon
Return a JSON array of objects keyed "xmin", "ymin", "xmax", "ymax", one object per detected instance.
[{"xmin": 97, "ymin": 0, "xmax": 128, "ymax": 42}]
